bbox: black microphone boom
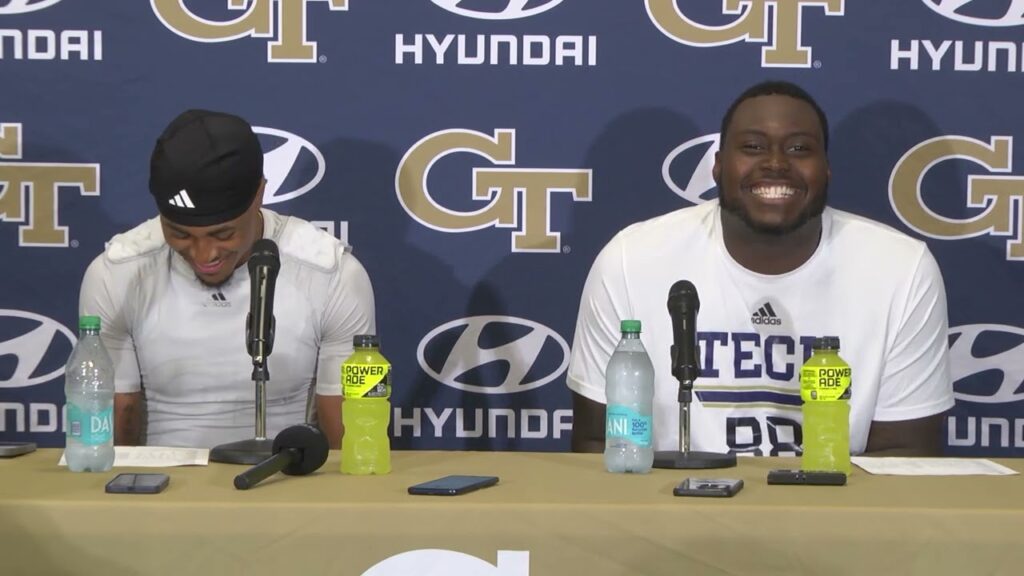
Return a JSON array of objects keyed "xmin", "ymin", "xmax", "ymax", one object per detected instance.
[
  {"xmin": 234, "ymin": 424, "xmax": 329, "ymax": 490},
  {"xmin": 246, "ymin": 238, "xmax": 280, "ymax": 366}
]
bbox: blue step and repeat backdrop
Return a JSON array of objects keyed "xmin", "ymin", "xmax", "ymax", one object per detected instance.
[{"xmin": 1, "ymin": 0, "xmax": 1023, "ymax": 455}]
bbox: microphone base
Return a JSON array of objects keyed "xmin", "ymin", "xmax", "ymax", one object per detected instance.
[
  {"xmin": 209, "ymin": 438, "xmax": 274, "ymax": 465},
  {"xmin": 653, "ymin": 450, "xmax": 737, "ymax": 470}
]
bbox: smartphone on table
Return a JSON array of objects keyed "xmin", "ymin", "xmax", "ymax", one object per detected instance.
[
  {"xmin": 105, "ymin": 473, "xmax": 170, "ymax": 494},
  {"xmin": 673, "ymin": 478, "xmax": 744, "ymax": 497},
  {"xmin": 408, "ymin": 475, "xmax": 499, "ymax": 496}
]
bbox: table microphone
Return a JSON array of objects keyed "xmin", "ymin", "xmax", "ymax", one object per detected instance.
[
  {"xmin": 233, "ymin": 424, "xmax": 329, "ymax": 490},
  {"xmin": 653, "ymin": 280, "xmax": 736, "ymax": 470}
]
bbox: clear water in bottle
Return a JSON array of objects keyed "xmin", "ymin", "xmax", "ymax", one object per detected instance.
[
  {"xmin": 64, "ymin": 315, "xmax": 115, "ymax": 472},
  {"xmin": 604, "ymin": 320, "xmax": 655, "ymax": 473}
]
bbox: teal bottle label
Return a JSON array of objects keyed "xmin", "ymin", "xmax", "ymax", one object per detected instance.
[
  {"xmin": 606, "ymin": 405, "xmax": 652, "ymax": 447},
  {"xmin": 67, "ymin": 404, "xmax": 113, "ymax": 446}
]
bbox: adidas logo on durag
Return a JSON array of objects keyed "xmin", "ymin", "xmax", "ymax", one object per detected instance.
[
  {"xmin": 751, "ymin": 302, "xmax": 782, "ymax": 326},
  {"xmin": 169, "ymin": 189, "xmax": 195, "ymax": 208}
]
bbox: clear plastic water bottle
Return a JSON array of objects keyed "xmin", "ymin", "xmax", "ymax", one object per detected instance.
[
  {"xmin": 65, "ymin": 315, "xmax": 115, "ymax": 472},
  {"xmin": 341, "ymin": 334, "xmax": 391, "ymax": 475},
  {"xmin": 604, "ymin": 319, "xmax": 654, "ymax": 473},
  {"xmin": 800, "ymin": 336, "xmax": 851, "ymax": 474}
]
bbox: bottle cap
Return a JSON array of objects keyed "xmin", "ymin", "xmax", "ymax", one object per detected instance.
[
  {"xmin": 620, "ymin": 319, "xmax": 641, "ymax": 333},
  {"xmin": 812, "ymin": 336, "xmax": 840, "ymax": 350},
  {"xmin": 79, "ymin": 315, "xmax": 101, "ymax": 331},
  {"xmin": 353, "ymin": 334, "xmax": 379, "ymax": 348}
]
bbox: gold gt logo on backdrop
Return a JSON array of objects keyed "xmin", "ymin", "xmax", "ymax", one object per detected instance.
[
  {"xmin": 645, "ymin": 0, "xmax": 844, "ymax": 67},
  {"xmin": 0, "ymin": 124, "xmax": 99, "ymax": 247},
  {"xmin": 890, "ymin": 136, "xmax": 1024, "ymax": 260},
  {"xmin": 150, "ymin": 0, "xmax": 348, "ymax": 63},
  {"xmin": 396, "ymin": 129, "xmax": 591, "ymax": 253}
]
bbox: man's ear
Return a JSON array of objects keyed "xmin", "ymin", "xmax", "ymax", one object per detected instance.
[{"xmin": 712, "ymin": 151, "xmax": 721, "ymax": 186}]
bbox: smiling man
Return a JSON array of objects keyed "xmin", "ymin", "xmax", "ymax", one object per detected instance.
[
  {"xmin": 567, "ymin": 81, "xmax": 953, "ymax": 457},
  {"xmin": 78, "ymin": 109, "xmax": 375, "ymax": 449}
]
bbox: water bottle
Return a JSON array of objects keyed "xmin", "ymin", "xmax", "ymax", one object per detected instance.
[
  {"xmin": 800, "ymin": 336, "xmax": 851, "ymax": 474},
  {"xmin": 64, "ymin": 315, "xmax": 115, "ymax": 472},
  {"xmin": 341, "ymin": 334, "xmax": 391, "ymax": 475},
  {"xmin": 604, "ymin": 319, "xmax": 654, "ymax": 473}
]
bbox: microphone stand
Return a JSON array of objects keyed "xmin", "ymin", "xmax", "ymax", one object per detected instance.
[
  {"xmin": 653, "ymin": 344, "xmax": 737, "ymax": 469},
  {"xmin": 210, "ymin": 268, "xmax": 275, "ymax": 465}
]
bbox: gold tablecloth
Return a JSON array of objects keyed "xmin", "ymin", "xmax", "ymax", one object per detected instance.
[{"xmin": 1, "ymin": 449, "xmax": 1022, "ymax": 575}]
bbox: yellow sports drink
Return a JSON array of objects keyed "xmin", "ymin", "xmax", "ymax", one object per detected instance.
[
  {"xmin": 800, "ymin": 336, "xmax": 851, "ymax": 474},
  {"xmin": 341, "ymin": 334, "xmax": 391, "ymax": 475}
]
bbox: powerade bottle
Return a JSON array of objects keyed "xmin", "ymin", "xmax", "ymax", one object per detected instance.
[
  {"xmin": 64, "ymin": 315, "xmax": 115, "ymax": 472},
  {"xmin": 800, "ymin": 336, "xmax": 851, "ymax": 474},
  {"xmin": 341, "ymin": 335, "xmax": 391, "ymax": 475},
  {"xmin": 604, "ymin": 320, "xmax": 655, "ymax": 473}
]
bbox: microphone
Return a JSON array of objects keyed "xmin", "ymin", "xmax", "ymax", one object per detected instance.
[
  {"xmin": 667, "ymin": 279, "xmax": 700, "ymax": 394},
  {"xmin": 246, "ymin": 238, "xmax": 280, "ymax": 366},
  {"xmin": 653, "ymin": 280, "xmax": 736, "ymax": 470},
  {"xmin": 234, "ymin": 424, "xmax": 329, "ymax": 490}
]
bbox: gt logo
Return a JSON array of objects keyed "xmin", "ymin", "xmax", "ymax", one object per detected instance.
[
  {"xmin": 150, "ymin": 0, "xmax": 348, "ymax": 63},
  {"xmin": 396, "ymin": 129, "xmax": 591, "ymax": 252},
  {"xmin": 889, "ymin": 136, "xmax": 1024, "ymax": 260},
  {"xmin": 0, "ymin": 309, "xmax": 76, "ymax": 388},
  {"xmin": 431, "ymin": 0, "xmax": 563, "ymax": 20},
  {"xmin": 921, "ymin": 0, "xmax": 1024, "ymax": 27},
  {"xmin": 0, "ymin": 0, "xmax": 62, "ymax": 14},
  {"xmin": 253, "ymin": 127, "xmax": 325, "ymax": 204},
  {"xmin": 948, "ymin": 324, "xmax": 1024, "ymax": 404},
  {"xmin": 417, "ymin": 315, "xmax": 570, "ymax": 394},
  {"xmin": 0, "ymin": 123, "xmax": 100, "ymax": 247},
  {"xmin": 645, "ymin": 0, "xmax": 844, "ymax": 67}
]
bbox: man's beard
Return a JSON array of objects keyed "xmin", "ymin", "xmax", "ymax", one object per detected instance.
[{"xmin": 719, "ymin": 183, "xmax": 829, "ymax": 236}]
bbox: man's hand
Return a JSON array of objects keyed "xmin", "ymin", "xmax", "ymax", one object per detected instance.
[
  {"xmin": 865, "ymin": 413, "xmax": 946, "ymax": 456},
  {"xmin": 114, "ymin": 392, "xmax": 144, "ymax": 446}
]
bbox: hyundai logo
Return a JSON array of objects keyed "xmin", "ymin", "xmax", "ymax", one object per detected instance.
[
  {"xmin": 662, "ymin": 133, "xmax": 719, "ymax": 204},
  {"xmin": 0, "ymin": 309, "xmax": 76, "ymax": 388},
  {"xmin": 922, "ymin": 0, "xmax": 1024, "ymax": 26},
  {"xmin": 0, "ymin": 0, "xmax": 63, "ymax": 15},
  {"xmin": 431, "ymin": 0, "xmax": 564, "ymax": 20},
  {"xmin": 949, "ymin": 323, "xmax": 1024, "ymax": 404},
  {"xmin": 254, "ymin": 127, "xmax": 326, "ymax": 205},
  {"xmin": 418, "ymin": 315, "xmax": 569, "ymax": 394}
]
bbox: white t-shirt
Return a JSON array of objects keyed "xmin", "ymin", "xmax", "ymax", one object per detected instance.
[
  {"xmin": 567, "ymin": 200, "xmax": 954, "ymax": 455},
  {"xmin": 79, "ymin": 209, "xmax": 376, "ymax": 448}
]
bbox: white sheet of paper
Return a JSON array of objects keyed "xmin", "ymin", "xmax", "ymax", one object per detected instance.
[
  {"xmin": 59, "ymin": 446, "xmax": 209, "ymax": 467},
  {"xmin": 851, "ymin": 457, "xmax": 1018, "ymax": 476}
]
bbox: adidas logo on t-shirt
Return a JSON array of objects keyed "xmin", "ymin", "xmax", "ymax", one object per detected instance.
[
  {"xmin": 751, "ymin": 302, "xmax": 782, "ymax": 326},
  {"xmin": 203, "ymin": 290, "xmax": 231, "ymax": 308}
]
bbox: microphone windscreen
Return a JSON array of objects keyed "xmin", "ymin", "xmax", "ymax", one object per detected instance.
[
  {"xmin": 273, "ymin": 423, "xmax": 329, "ymax": 476},
  {"xmin": 249, "ymin": 238, "xmax": 280, "ymax": 271},
  {"xmin": 668, "ymin": 279, "xmax": 700, "ymax": 313}
]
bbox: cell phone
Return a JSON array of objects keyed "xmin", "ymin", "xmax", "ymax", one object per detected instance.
[
  {"xmin": 408, "ymin": 475, "xmax": 499, "ymax": 496},
  {"xmin": 105, "ymin": 473, "xmax": 170, "ymax": 494},
  {"xmin": 0, "ymin": 441, "xmax": 37, "ymax": 457},
  {"xmin": 767, "ymin": 469, "xmax": 847, "ymax": 486},
  {"xmin": 673, "ymin": 478, "xmax": 744, "ymax": 497}
]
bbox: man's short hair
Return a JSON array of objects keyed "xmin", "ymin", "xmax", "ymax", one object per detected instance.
[
  {"xmin": 149, "ymin": 109, "xmax": 263, "ymax": 227},
  {"xmin": 719, "ymin": 81, "xmax": 829, "ymax": 151}
]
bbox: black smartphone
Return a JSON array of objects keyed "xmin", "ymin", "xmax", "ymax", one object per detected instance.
[
  {"xmin": 767, "ymin": 469, "xmax": 847, "ymax": 486},
  {"xmin": 105, "ymin": 473, "xmax": 170, "ymax": 494},
  {"xmin": 408, "ymin": 475, "xmax": 499, "ymax": 496},
  {"xmin": 674, "ymin": 478, "xmax": 744, "ymax": 497},
  {"xmin": 0, "ymin": 441, "xmax": 37, "ymax": 458}
]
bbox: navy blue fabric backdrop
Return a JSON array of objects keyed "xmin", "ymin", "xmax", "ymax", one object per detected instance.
[{"xmin": 2, "ymin": 0, "xmax": 1022, "ymax": 455}]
